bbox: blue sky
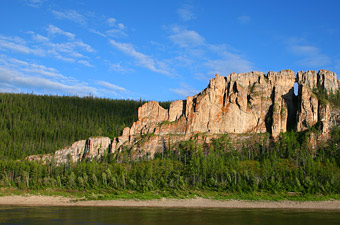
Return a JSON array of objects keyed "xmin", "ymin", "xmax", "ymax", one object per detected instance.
[{"xmin": 0, "ymin": 0, "xmax": 339, "ymax": 101}]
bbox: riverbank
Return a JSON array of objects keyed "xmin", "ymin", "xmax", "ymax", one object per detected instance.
[{"xmin": 1, "ymin": 195, "xmax": 340, "ymax": 209}]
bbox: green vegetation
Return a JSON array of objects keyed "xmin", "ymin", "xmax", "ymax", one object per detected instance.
[
  {"xmin": 1, "ymin": 92, "xmax": 340, "ymax": 201},
  {"xmin": 313, "ymin": 88, "xmax": 340, "ymax": 108},
  {"xmin": 0, "ymin": 93, "xmax": 170, "ymax": 160},
  {"xmin": 1, "ymin": 128, "xmax": 340, "ymax": 200}
]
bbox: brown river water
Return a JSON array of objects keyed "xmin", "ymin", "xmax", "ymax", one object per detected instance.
[{"xmin": 0, "ymin": 206, "xmax": 340, "ymax": 225}]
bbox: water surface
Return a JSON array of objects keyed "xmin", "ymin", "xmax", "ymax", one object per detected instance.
[{"xmin": 0, "ymin": 206, "xmax": 340, "ymax": 225}]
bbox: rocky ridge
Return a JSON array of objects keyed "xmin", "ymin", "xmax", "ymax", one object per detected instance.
[{"xmin": 27, "ymin": 70, "xmax": 340, "ymax": 164}]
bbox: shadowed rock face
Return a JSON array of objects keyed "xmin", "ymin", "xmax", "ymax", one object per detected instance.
[{"xmin": 27, "ymin": 70, "xmax": 340, "ymax": 163}]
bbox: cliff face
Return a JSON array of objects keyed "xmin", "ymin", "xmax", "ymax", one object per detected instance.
[
  {"xmin": 27, "ymin": 70, "xmax": 340, "ymax": 163},
  {"xmin": 26, "ymin": 137, "xmax": 112, "ymax": 164}
]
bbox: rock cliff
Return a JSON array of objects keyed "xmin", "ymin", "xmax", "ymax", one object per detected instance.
[
  {"xmin": 27, "ymin": 69, "xmax": 340, "ymax": 163},
  {"xmin": 26, "ymin": 137, "xmax": 112, "ymax": 164}
]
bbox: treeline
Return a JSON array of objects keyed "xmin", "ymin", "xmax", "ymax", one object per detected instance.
[
  {"xmin": 0, "ymin": 93, "xmax": 170, "ymax": 160},
  {"xmin": 1, "ymin": 129, "xmax": 340, "ymax": 195}
]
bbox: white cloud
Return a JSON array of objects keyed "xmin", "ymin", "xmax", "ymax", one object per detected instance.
[
  {"xmin": 32, "ymin": 33, "xmax": 49, "ymax": 42},
  {"xmin": 0, "ymin": 65, "xmax": 96, "ymax": 96},
  {"xmin": 289, "ymin": 44, "xmax": 331, "ymax": 67},
  {"xmin": 300, "ymin": 55, "xmax": 331, "ymax": 68},
  {"xmin": 106, "ymin": 29, "xmax": 127, "ymax": 38},
  {"xmin": 47, "ymin": 25, "xmax": 75, "ymax": 40},
  {"xmin": 109, "ymin": 39, "xmax": 171, "ymax": 75},
  {"xmin": 290, "ymin": 45, "xmax": 319, "ymax": 56},
  {"xmin": 0, "ymin": 33, "xmax": 94, "ymax": 67},
  {"xmin": 96, "ymin": 80, "xmax": 128, "ymax": 97},
  {"xmin": 52, "ymin": 10, "xmax": 87, "ymax": 25},
  {"xmin": 78, "ymin": 60, "xmax": 93, "ymax": 67},
  {"xmin": 89, "ymin": 29, "xmax": 106, "ymax": 37},
  {"xmin": 237, "ymin": 16, "xmax": 251, "ymax": 24},
  {"xmin": 1, "ymin": 55, "xmax": 66, "ymax": 79},
  {"xmin": 0, "ymin": 35, "xmax": 44, "ymax": 55},
  {"xmin": 0, "ymin": 83, "xmax": 20, "ymax": 93},
  {"xmin": 54, "ymin": 54, "xmax": 75, "ymax": 63},
  {"xmin": 169, "ymin": 26, "xmax": 205, "ymax": 47},
  {"xmin": 107, "ymin": 62, "xmax": 134, "ymax": 73},
  {"xmin": 25, "ymin": 0, "xmax": 46, "ymax": 8},
  {"xmin": 117, "ymin": 23, "xmax": 125, "ymax": 30},
  {"xmin": 107, "ymin": 17, "xmax": 116, "ymax": 26},
  {"xmin": 107, "ymin": 17, "xmax": 125, "ymax": 30},
  {"xmin": 169, "ymin": 82, "xmax": 198, "ymax": 97},
  {"xmin": 72, "ymin": 41, "xmax": 94, "ymax": 53},
  {"xmin": 166, "ymin": 26, "xmax": 253, "ymax": 77},
  {"xmin": 105, "ymin": 17, "xmax": 126, "ymax": 37},
  {"xmin": 206, "ymin": 44, "xmax": 253, "ymax": 74},
  {"xmin": 97, "ymin": 80, "xmax": 126, "ymax": 92},
  {"xmin": 47, "ymin": 42, "xmax": 86, "ymax": 58},
  {"xmin": 0, "ymin": 56, "xmax": 127, "ymax": 97},
  {"xmin": 204, "ymin": 57, "xmax": 253, "ymax": 76},
  {"xmin": 177, "ymin": 4, "xmax": 195, "ymax": 21}
]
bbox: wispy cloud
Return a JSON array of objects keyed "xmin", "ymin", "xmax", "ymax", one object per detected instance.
[
  {"xmin": 0, "ymin": 32, "xmax": 94, "ymax": 67},
  {"xmin": 106, "ymin": 61, "xmax": 134, "ymax": 73},
  {"xmin": 177, "ymin": 4, "xmax": 195, "ymax": 21},
  {"xmin": 0, "ymin": 56, "xmax": 127, "ymax": 97},
  {"xmin": 77, "ymin": 60, "xmax": 93, "ymax": 67},
  {"xmin": 106, "ymin": 29, "xmax": 127, "ymax": 38},
  {"xmin": 96, "ymin": 80, "xmax": 128, "ymax": 97},
  {"xmin": 109, "ymin": 39, "xmax": 171, "ymax": 75},
  {"xmin": 237, "ymin": 16, "xmax": 251, "ymax": 24},
  {"xmin": 288, "ymin": 42, "xmax": 331, "ymax": 67},
  {"xmin": 107, "ymin": 18, "xmax": 116, "ymax": 26},
  {"xmin": 52, "ymin": 9, "xmax": 87, "ymax": 25},
  {"xmin": 204, "ymin": 58, "xmax": 253, "ymax": 76},
  {"xmin": 0, "ymin": 55, "xmax": 66, "ymax": 79},
  {"xmin": 169, "ymin": 82, "xmax": 198, "ymax": 97},
  {"xmin": 25, "ymin": 0, "xmax": 46, "ymax": 8},
  {"xmin": 0, "ymin": 35, "xmax": 44, "ymax": 55},
  {"xmin": 167, "ymin": 26, "xmax": 253, "ymax": 77},
  {"xmin": 0, "ymin": 67, "xmax": 96, "ymax": 96},
  {"xmin": 89, "ymin": 29, "xmax": 106, "ymax": 37},
  {"xmin": 0, "ymin": 56, "xmax": 95, "ymax": 96},
  {"xmin": 169, "ymin": 26, "xmax": 205, "ymax": 47},
  {"xmin": 105, "ymin": 17, "xmax": 127, "ymax": 37},
  {"xmin": 117, "ymin": 23, "xmax": 125, "ymax": 29},
  {"xmin": 47, "ymin": 25, "xmax": 75, "ymax": 40},
  {"xmin": 107, "ymin": 17, "xmax": 126, "ymax": 29},
  {"xmin": 30, "ymin": 33, "xmax": 49, "ymax": 42},
  {"xmin": 97, "ymin": 80, "xmax": 126, "ymax": 92}
]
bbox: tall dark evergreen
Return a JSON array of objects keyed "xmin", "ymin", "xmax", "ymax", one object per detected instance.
[
  {"xmin": 1, "ymin": 92, "xmax": 340, "ymax": 198},
  {"xmin": 0, "ymin": 93, "xmax": 169, "ymax": 159}
]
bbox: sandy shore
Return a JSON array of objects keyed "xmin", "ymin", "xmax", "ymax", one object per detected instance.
[{"xmin": 0, "ymin": 195, "xmax": 340, "ymax": 209}]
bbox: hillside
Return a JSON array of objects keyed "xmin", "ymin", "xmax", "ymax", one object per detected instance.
[
  {"xmin": 0, "ymin": 93, "xmax": 170, "ymax": 159},
  {"xmin": 2, "ymin": 70, "xmax": 340, "ymax": 199},
  {"xmin": 27, "ymin": 69, "xmax": 340, "ymax": 164}
]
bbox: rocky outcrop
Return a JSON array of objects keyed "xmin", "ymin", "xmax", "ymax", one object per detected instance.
[
  {"xmin": 27, "ymin": 137, "xmax": 112, "ymax": 164},
  {"xmin": 27, "ymin": 69, "xmax": 340, "ymax": 163},
  {"xmin": 296, "ymin": 70, "xmax": 338, "ymax": 136}
]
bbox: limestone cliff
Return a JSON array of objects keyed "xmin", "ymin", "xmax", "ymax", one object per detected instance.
[
  {"xmin": 27, "ymin": 69, "xmax": 340, "ymax": 163},
  {"xmin": 26, "ymin": 137, "xmax": 112, "ymax": 164}
]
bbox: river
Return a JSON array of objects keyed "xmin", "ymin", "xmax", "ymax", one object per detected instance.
[{"xmin": 1, "ymin": 206, "xmax": 340, "ymax": 225}]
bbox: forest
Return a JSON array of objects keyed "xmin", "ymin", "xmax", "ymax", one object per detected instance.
[
  {"xmin": 0, "ymin": 93, "xmax": 169, "ymax": 159},
  {"xmin": 1, "ymin": 92, "xmax": 340, "ymax": 199}
]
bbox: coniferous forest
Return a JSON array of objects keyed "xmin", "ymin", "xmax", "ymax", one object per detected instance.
[
  {"xmin": 1, "ymin": 92, "xmax": 340, "ymax": 200},
  {"xmin": 0, "ymin": 93, "xmax": 170, "ymax": 160}
]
